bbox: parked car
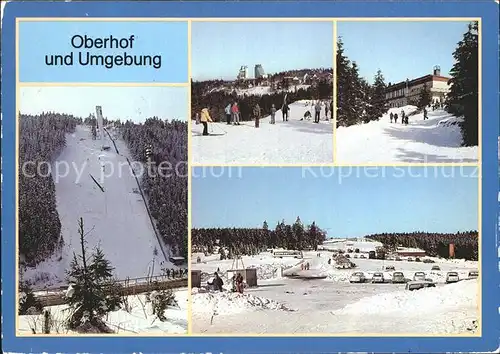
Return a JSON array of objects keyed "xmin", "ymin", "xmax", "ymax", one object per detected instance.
[
  {"xmin": 423, "ymin": 258, "xmax": 435, "ymax": 264},
  {"xmin": 395, "ymin": 257, "xmax": 402, "ymax": 261},
  {"xmin": 385, "ymin": 265, "xmax": 395, "ymax": 271},
  {"xmin": 353, "ymin": 254, "xmax": 358, "ymax": 258},
  {"xmin": 392, "ymin": 271, "xmax": 406, "ymax": 283},
  {"xmin": 415, "ymin": 257, "xmax": 421, "ymax": 262},
  {"xmin": 413, "ymin": 272, "xmax": 426, "ymax": 281},
  {"xmin": 407, "ymin": 257, "xmax": 414, "ymax": 262},
  {"xmin": 405, "ymin": 280, "xmax": 436, "ymax": 291},
  {"xmin": 468, "ymin": 270, "xmax": 479, "ymax": 279},
  {"xmin": 359, "ymin": 254, "xmax": 366, "ymax": 259},
  {"xmin": 431, "ymin": 265, "xmax": 441, "ymax": 271},
  {"xmin": 446, "ymin": 271, "xmax": 460, "ymax": 283},
  {"xmin": 349, "ymin": 272, "xmax": 366, "ymax": 283},
  {"xmin": 372, "ymin": 272, "xmax": 385, "ymax": 283},
  {"xmin": 345, "ymin": 254, "xmax": 350, "ymax": 258}
]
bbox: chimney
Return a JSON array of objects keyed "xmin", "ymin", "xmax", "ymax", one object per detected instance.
[{"xmin": 433, "ymin": 65, "xmax": 441, "ymax": 76}]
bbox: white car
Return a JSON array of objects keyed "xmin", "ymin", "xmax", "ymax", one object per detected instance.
[
  {"xmin": 349, "ymin": 272, "xmax": 366, "ymax": 283},
  {"xmin": 446, "ymin": 271, "xmax": 460, "ymax": 283},
  {"xmin": 372, "ymin": 272, "xmax": 384, "ymax": 283},
  {"xmin": 413, "ymin": 272, "xmax": 426, "ymax": 281}
]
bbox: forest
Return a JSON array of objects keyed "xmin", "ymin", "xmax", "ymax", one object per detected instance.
[
  {"xmin": 120, "ymin": 117, "xmax": 188, "ymax": 258},
  {"xmin": 366, "ymin": 230, "xmax": 478, "ymax": 261},
  {"xmin": 191, "ymin": 218, "xmax": 327, "ymax": 256},
  {"xmin": 19, "ymin": 113, "xmax": 81, "ymax": 266},
  {"xmin": 191, "ymin": 68, "xmax": 333, "ymax": 122},
  {"xmin": 336, "ymin": 21, "xmax": 479, "ymax": 147}
]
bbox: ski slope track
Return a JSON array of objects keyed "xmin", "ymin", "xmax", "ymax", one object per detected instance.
[
  {"xmin": 192, "ymin": 100, "xmax": 333, "ymax": 164},
  {"xmin": 24, "ymin": 126, "xmax": 175, "ymax": 288},
  {"xmin": 337, "ymin": 106, "xmax": 478, "ymax": 164}
]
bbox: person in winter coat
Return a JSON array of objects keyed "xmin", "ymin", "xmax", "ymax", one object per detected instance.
[
  {"xmin": 270, "ymin": 104, "xmax": 277, "ymax": 124},
  {"xmin": 231, "ymin": 102, "xmax": 240, "ymax": 125},
  {"xmin": 390, "ymin": 112, "xmax": 394, "ymax": 123},
  {"xmin": 200, "ymin": 108, "xmax": 213, "ymax": 136},
  {"xmin": 314, "ymin": 101, "xmax": 321, "ymax": 123},
  {"xmin": 325, "ymin": 101, "xmax": 329, "ymax": 120},
  {"xmin": 235, "ymin": 273, "xmax": 244, "ymax": 294},
  {"xmin": 225, "ymin": 103, "xmax": 232, "ymax": 125},
  {"xmin": 195, "ymin": 112, "xmax": 201, "ymax": 125},
  {"xmin": 423, "ymin": 107, "xmax": 428, "ymax": 120},
  {"xmin": 301, "ymin": 110, "xmax": 312, "ymax": 121},
  {"xmin": 394, "ymin": 113, "xmax": 398, "ymax": 124},
  {"xmin": 282, "ymin": 103, "xmax": 289, "ymax": 121},
  {"xmin": 401, "ymin": 110, "xmax": 406, "ymax": 125},
  {"xmin": 253, "ymin": 104, "xmax": 261, "ymax": 128},
  {"xmin": 213, "ymin": 272, "xmax": 224, "ymax": 291},
  {"xmin": 330, "ymin": 101, "xmax": 333, "ymax": 120}
]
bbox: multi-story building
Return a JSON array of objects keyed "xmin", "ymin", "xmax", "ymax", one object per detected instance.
[
  {"xmin": 385, "ymin": 66, "xmax": 450, "ymax": 108},
  {"xmin": 237, "ymin": 65, "xmax": 248, "ymax": 80},
  {"xmin": 254, "ymin": 64, "xmax": 267, "ymax": 79}
]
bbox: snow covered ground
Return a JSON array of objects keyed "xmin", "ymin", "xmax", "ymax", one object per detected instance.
[
  {"xmin": 191, "ymin": 100, "xmax": 333, "ymax": 164},
  {"xmin": 23, "ymin": 125, "xmax": 176, "ymax": 288},
  {"xmin": 19, "ymin": 289, "xmax": 188, "ymax": 335},
  {"xmin": 336, "ymin": 106, "xmax": 478, "ymax": 164},
  {"xmin": 191, "ymin": 250, "xmax": 479, "ymax": 334}
]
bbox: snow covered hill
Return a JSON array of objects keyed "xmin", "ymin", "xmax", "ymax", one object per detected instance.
[
  {"xmin": 192, "ymin": 100, "xmax": 333, "ymax": 164},
  {"xmin": 23, "ymin": 126, "xmax": 175, "ymax": 288},
  {"xmin": 336, "ymin": 106, "xmax": 478, "ymax": 164}
]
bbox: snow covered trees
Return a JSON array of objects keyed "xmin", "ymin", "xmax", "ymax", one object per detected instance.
[
  {"xmin": 446, "ymin": 21, "xmax": 479, "ymax": 146},
  {"xmin": 19, "ymin": 113, "xmax": 80, "ymax": 266},
  {"xmin": 65, "ymin": 218, "xmax": 122, "ymax": 333},
  {"xmin": 191, "ymin": 218, "xmax": 327, "ymax": 254},
  {"xmin": 121, "ymin": 118, "xmax": 188, "ymax": 258},
  {"xmin": 417, "ymin": 83, "xmax": 432, "ymax": 110},
  {"xmin": 337, "ymin": 38, "xmax": 388, "ymax": 127},
  {"xmin": 366, "ymin": 230, "xmax": 478, "ymax": 260}
]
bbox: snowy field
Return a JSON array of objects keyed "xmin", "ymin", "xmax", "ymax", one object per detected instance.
[
  {"xmin": 336, "ymin": 106, "xmax": 478, "ymax": 164},
  {"xmin": 23, "ymin": 125, "xmax": 176, "ymax": 288},
  {"xmin": 191, "ymin": 100, "xmax": 333, "ymax": 164},
  {"xmin": 191, "ymin": 249, "xmax": 479, "ymax": 334},
  {"xmin": 19, "ymin": 289, "xmax": 188, "ymax": 335}
]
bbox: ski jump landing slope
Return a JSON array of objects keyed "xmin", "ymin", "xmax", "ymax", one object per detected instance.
[
  {"xmin": 191, "ymin": 100, "xmax": 333, "ymax": 165},
  {"xmin": 49, "ymin": 126, "xmax": 171, "ymax": 283},
  {"xmin": 336, "ymin": 106, "xmax": 479, "ymax": 164}
]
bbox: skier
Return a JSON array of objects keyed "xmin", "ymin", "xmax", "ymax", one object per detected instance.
[
  {"xmin": 225, "ymin": 103, "xmax": 232, "ymax": 125},
  {"xmin": 231, "ymin": 102, "xmax": 240, "ymax": 125},
  {"xmin": 423, "ymin": 107, "xmax": 428, "ymax": 120},
  {"xmin": 253, "ymin": 103, "xmax": 261, "ymax": 128},
  {"xmin": 390, "ymin": 112, "xmax": 394, "ymax": 123},
  {"xmin": 213, "ymin": 272, "xmax": 224, "ymax": 291},
  {"xmin": 314, "ymin": 101, "xmax": 321, "ymax": 123},
  {"xmin": 282, "ymin": 103, "xmax": 289, "ymax": 121},
  {"xmin": 270, "ymin": 104, "xmax": 277, "ymax": 124},
  {"xmin": 200, "ymin": 108, "xmax": 213, "ymax": 136},
  {"xmin": 325, "ymin": 101, "xmax": 329, "ymax": 120},
  {"xmin": 394, "ymin": 113, "xmax": 398, "ymax": 124},
  {"xmin": 401, "ymin": 110, "xmax": 406, "ymax": 125}
]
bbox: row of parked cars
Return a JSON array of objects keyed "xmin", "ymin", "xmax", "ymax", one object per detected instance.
[{"xmin": 349, "ymin": 269, "xmax": 479, "ymax": 286}]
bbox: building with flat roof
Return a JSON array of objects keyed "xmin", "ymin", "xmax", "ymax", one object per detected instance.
[
  {"xmin": 385, "ymin": 66, "xmax": 450, "ymax": 108},
  {"xmin": 254, "ymin": 64, "xmax": 267, "ymax": 79},
  {"xmin": 237, "ymin": 65, "xmax": 248, "ymax": 80}
]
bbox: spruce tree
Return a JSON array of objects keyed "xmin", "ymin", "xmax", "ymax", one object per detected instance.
[
  {"xmin": 446, "ymin": 21, "xmax": 479, "ymax": 146},
  {"xmin": 417, "ymin": 83, "xmax": 431, "ymax": 110},
  {"xmin": 65, "ymin": 217, "xmax": 122, "ymax": 333},
  {"xmin": 292, "ymin": 217, "xmax": 305, "ymax": 250},
  {"xmin": 367, "ymin": 69, "xmax": 389, "ymax": 122},
  {"xmin": 336, "ymin": 38, "xmax": 351, "ymax": 127}
]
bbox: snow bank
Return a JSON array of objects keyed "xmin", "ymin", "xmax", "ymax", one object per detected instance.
[
  {"xmin": 334, "ymin": 279, "xmax": 477, "ymax": 316},
  {"xmin": 192, "ymin": 289, "xmax": 294, "ymax": 315}
]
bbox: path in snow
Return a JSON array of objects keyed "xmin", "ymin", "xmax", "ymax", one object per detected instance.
[
  {"xmin": 336, "ymin": 106, "xmax": 478, "ymax": 164},
  {"xmin": 24, "ymin": 125, "xmax": 173, "ymax": 288},
  {"xmin": 191, "ymin": 100, "xmax": 333, "ymax": 164}
]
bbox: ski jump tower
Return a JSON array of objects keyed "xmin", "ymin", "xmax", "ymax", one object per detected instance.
[{"xmin": 95, "ymin": 106, "xmax": 110, "ymax": 150}]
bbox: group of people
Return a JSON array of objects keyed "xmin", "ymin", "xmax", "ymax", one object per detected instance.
[
  {"xmin": 165, "ymin": 268, "xmax": 188, "ymax": 279},
  {"xmin": 300, "ymin": 262, "xmax": 311, "ymax": 271},
  {"xmin": 208, "ymin": 271, "xmax": 245, "ymax": 294},
  {"xmin": 301, "ymin": 100, "xmax": 332, "ymax": 123},
  {"xmin": 390, "ymin": 110, "xmax": 409, "ymax": 125}
]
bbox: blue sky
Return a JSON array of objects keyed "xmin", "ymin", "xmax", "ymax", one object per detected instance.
[
  {"xmin": 191, "ymin": 21, "xmax": 333, "ymax": 81},
  {"xmin": 337, "ymin": 21, "xmax": 470, "ymax": 84},
  {"xmin": 192, "ymin": 167, "xmax": 478, "ymax": 237},
  {"xmin": 19, "ymin": 86, "xmax": 188, "ymax": 122}
]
